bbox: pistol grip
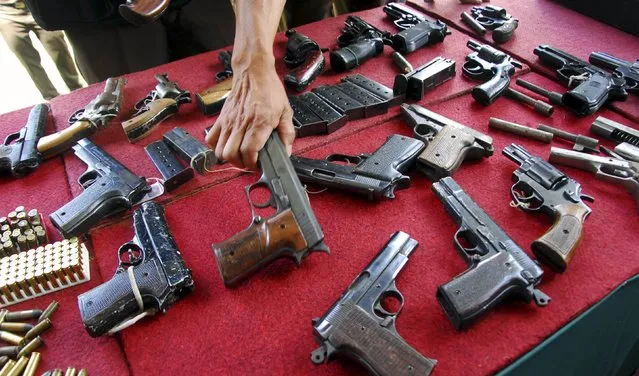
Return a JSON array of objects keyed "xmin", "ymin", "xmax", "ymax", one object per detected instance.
[
  {"xmin": 284, "ymin": 50, "xmax": 325, "ymax": 92},
  {"xmin": 472, "ymin": 66, "xmax": 511, "ymax": 105},
  {"xmin": 492, "ymin": 19, "xmax": 518, "ymax": 44},
  {"xmin": 532, "ymin": 203, "xmax": 588, "ymax": 273},
  {"xmin": 314, "ymin": 302, "xmax": 436, "ymax": 376},
  {"xmin": 196, "ymin": 78, "xmax": 233, "ymax": 116},
  {"xmin": 77, "ymin": 258, "xmax": 168, "ymax": 337},
  {"xmin": 122, "ymin": 98, "xmax": 179, "ymax": 143},
  {"xmin": 37, "ymin": 120, "xmax": 95, "ymax": 159},
  {"xmin": 418, "ymin": 126, "xmax": 474, "ymax": 180},
  {"xmin": 212, "ymin": 209, "xmax": 307, "ymax": 286}
]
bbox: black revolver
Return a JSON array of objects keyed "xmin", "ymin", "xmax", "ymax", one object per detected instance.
[
  {"xmin": 432, "ymin": 177, "xmax": 550, "ymax": 330},
  {"xmin": 212, "ymin": 133, "xmax": 328, "ymax": 286},
  {"xmin": 401, "ymin": 103, "xmax": 493, "ymax": 180},
  {"xmin": 0, "ymin": 103, "xmax": 49, "ymax": 177},
  {"xmin": 311, "ymin": 231, "xmax": 437, "ymax": 376},
  {"xmin": 534, "ymin": 45, "xmax": 630, "ymax": 116},
  {"xmin": 463, "ymin": 40, "xmax": 522, "ymax": 105},
  {"xmin": 503, "ymin": 144, "xmax": 593, "ymax": 273},
  {"xmin": 50, "ymin": 138, "xmax": 161, "ymax": 237},
  {"xmin": 291, "ymin": 134, "xmax": 425, "ymax": 201},
  {"xmin": 78, "ymin": 201, "xmax": 194, "ymax": 337}
]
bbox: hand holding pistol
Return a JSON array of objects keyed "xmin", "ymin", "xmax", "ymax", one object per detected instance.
[
  {"xmin": 212, "ymin": 133, "xmax": 328, "ymax": 286},
  {"xmin": 37, "ymin": 78, "xmax": 126, "ymax": 159},
  {"xmin": 78, "ymin": 201, "xmax": 194, "ymax": 337},
  {"xmin": 503, "ymin": 144, "xmax": 593, "ymax": 272},
  {"xmin": 311, "ymin": 231, "xmax": 437, "ymax": 376},
  {"xmin": 0, "ymin": 104, "xmax": 50, "ymax": 177}
]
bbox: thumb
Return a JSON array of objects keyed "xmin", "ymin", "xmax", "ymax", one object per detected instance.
[{"xmin": 277, "ymin": 105, "xmax": 296, "ymax": 156}]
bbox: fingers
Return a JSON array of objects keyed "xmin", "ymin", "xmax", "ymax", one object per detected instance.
[
  {"xmin": 205, "ymin": 122, "xmax": 221, "ymax": 149},
  {"xmin": 277, "ymin": 105, "xmax": 295, "ymax": 156},
  {"xmin": 240, "ymin": 122, "xmax": 272, "ymax": 169},
  {"xmin": 222, "ymin": 125, "xmax": 247, "ymax": 168}
]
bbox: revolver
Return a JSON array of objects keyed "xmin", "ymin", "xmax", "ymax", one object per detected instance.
[
  {"xmin": 550, "ymin": 146, "xmax": 639, "ymax": 208},
  {"xmin": 401, "ymin": 103, "xmax": 493, "ymax": 180},
  {"xmin": 122, "ymin": 73, "xmax": 191, "ymax": 142},
  {"xmin": 503, "ymin": 144, "xmax": 593, "ymax": 273},
  {"xmin": 290, "ymin": 134, "xmax": 425, "ymax": 201},
  {"xmin": 469, "ymin": 5, "xmax": 519, "ymax": 43},
  {"xmin": 463, "ymin": 40, "xmax": 522, "ymax": 105},
  {"xmin": 37, "ymin": 77, "xmax": 126, "ymax": 159},
  {"xmin": 0, "ymin": 103, "xmax": 50, "ymax": 177},
  {"xmin": 432, "ymin": 177, "xmax": 550, "ymax": 330},
  {"xmin": 50, "ymin": 138, "xmax": 162, "ymax": 237},
  {"xmin": 78, "ymin": 201, "xmax": 194, "ymax": 337},
  {"xmin": 534, "ymin": 45, "xmax": 630, "ymax": 116},
  {"xmin": 212, "ymin": 133, "xmax": 328, "ymax": 286},
  {"xmin": 311, "ymin": 231, "xmax": 437, "ymax": 376},
  {"xmin": 283, "ymin": 30, "xmax": 325, "ymax": 92}
]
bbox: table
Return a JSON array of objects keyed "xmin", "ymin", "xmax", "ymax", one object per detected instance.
[{"xmin": 0, "ymin": 2, "xmax": 637, "ymax": 375}]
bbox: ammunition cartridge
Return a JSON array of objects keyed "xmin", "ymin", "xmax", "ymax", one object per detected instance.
[
  {"xmin": 0, "ymin": 218, "xmax": 7, "ymax": 228},
  {"xmin": 0, "ymin": 311, "xmax": 6, "ymax": 324},
  {"xmin": 25, "ymin": 234, "xmax": 37, "ymax": 250},
  {"xmin": 461, "ymin": 11, "xmax": 487, "ymax": 35},
  {"xmin": 26, "ymin": 210, "xmax": 39, "ymax": 226},
  {"xmin": 6, "ymin": 213, "xmax": 17, "ymax": 227},
  {"xmin": 13, "ymin": 207, "xmax": 25, "ymax": 215},
  {"xmin": 22, "ymin": 352, "xmax": 40, "ymax": 376},
  {"xmin": 391, "ymin": 52, "xmax": 413, "ymax": 73},
  {"xmin": 0, "ymin": 347, "xmax": 18, "ymax": 357},
  {"xmin": 2, "ymin": 242, "xmax": 13, "ymax": 256},
  {"xmin": 0, "ymin": 225, "xmax": 8, "ymax": 234},
  {"xmin": 78, "ymin": 369, "xmax": 87, "ymax": 376},
  {"xmin": 16, "ymin": 337, "xmax": 42, "ymax": 359},
  {"xmin": 65, "ymin": 367, "xmax": 76, "ymax": 376},
  {"xmin": 0, "ymin": 331, "xmax": 23, "ymax": 346},
  {"xmin": 0, "ymin": 359, "xmax": 15, "ymax": 376},
  {"xmin": 52, "ymin": 370, "xmax": 63, "ymax": 376},
  {"xmin": 0, "ymin": 323, "xmax": 33, "ymax": 333},
  {"xmin": 14, "ymin": 212, "xmax": 25, "ymax": 222},
  {"xmin": 23, "ymin": 229, "xmax": 33, "ymax": 237},
  {"xmin": 5, "ymin": 356, "xmax": 27, "ymax": 376},
  {"xmin": 16, "ymin": 221, "xmax": 29, "ymax": 233},
  {"xmin": 488, "ymin": 117, "xmax": 554, "ymax": 142},
  {"xmin": 24, "ymin": 319, "xmax": 51, "ymax": 340},
  {"xmin": 5, "ymin": 310, "xmax": 42, "ymax": 322},
  {"xmin": 9, "ymin": 231, "xmax": 19, "ymax": 242},
  {"xmin": 0, "ymin": 357, "xmax": 6, "ymax": 369},
  {"xmin": 39, "ymin": 301, "xmax": 59, "ymax": 323}
]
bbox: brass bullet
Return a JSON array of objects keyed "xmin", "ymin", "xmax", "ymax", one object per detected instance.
[
  {"xmin": 68, "ymin": 259, "xmax": 84, "ymax": 280},
  {"xmin": 78, "ymin": 369, "xmax": 87, "ymax": 376},
  {"xmin": 60, "ymin": 262, "xmax": 76, "ymax": 283},
  {"xmin": 39, "ymin": 301, "xmax": 59, "ymax": 323},
  {"xmin": 6, "ymin": 212, "xmax": 17, "ymax": 226},
  {"xmin": 26, "ymin": 210, "xmax": 39, "ymax": 225},
  {"xmin": 0, "ymin": 359, "xmax": 15, "ymax": 376},
  {"xmin": 1, "ymin": 242, "xmax": 13, "ymax": 256},
  {"xmin": 16, "ymin": 221, "xmax": 29, "ymax": 233},
  {"xmin": 52, "ymin": 370, "xmax": 63, "ymax": 376},
  {"xmin": 24, "ymin": 319, "xmax": 51, "ymax": 341},
  {"xmin": 14, "ymin": 207, "xmax": 25, "ymax": 214},
  {"xmin": 5, "ymin": 355, "xmax": 27, "ymax": 376},
  {"xmin": 52, "ymin": 265, "xmax": 67, "ymax": 284},
  {"xmin": 0, "ymin": 357, "xmax": 6, "ymax": 369},
  {"xmin": 15, "ymin": 212, "xmax": 26, "ymax": 222},
  {"xmin": 14, "ymin": 276, "xmax": 31, "ymax": 296},
  {"xmin": 0, "ymin": 311, "xmax": 6, "ymax": 324},
  {"xmin": 5, "ymin": 309, "xmax": 42, "ymax": 322},
  {"xmin": 25, "ymin": 234, "xmax": 37, "ymax": 250},
  {"xmin": 0, "ymin": 218, "xmax": 7, "ymax": 227},
  {"xmin": 16, "ymin": 337, "xmax": 42, "ymax": 359},
  {"xmin": 16, "ymin": 237, "xmax": 26, "ymax": 252},
  {"xmin": 23, "ymin": 229, "xmax": 34, "ymax": 237},
  {"xmin": 9, "ymin": 231, "xmax": 19, "ymax": 242},
  {"xmin": 0, "ymin": 331, "xmax": 24, "ymax": 346},
  {"xmin": 34, "ymin": 270, "xmax": 47, "ymax": 287},
  {"xmin": 0, "ymin": 225, "xmax": 10, "ymax": 234},
  {"xmin": 64, "ymin": 367, "xmax": 76, "ymax": 376},
  {"xmin": 0, "ymin": 347, "xmax": 18, "ymax": 357},
  {"xmin": 43, "ymin": 268, "xmax": 58, "ymax": 288},
  {"xmin": 35, "ymin": 231, "xmax": 47, "ymax": 246},
  {"xmin": 22, "ymin": 352, "xmax": 40, "ymax": 376},
  {"xmin": 0, "ymin": 323, "xmax": 34, "ymax": 333}
]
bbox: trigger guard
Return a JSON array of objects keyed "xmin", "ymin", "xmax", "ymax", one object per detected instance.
[
  {"xmin": 463, "ymin": 61, "xmax": 484, "ymax": 77},
  {"xmin": 68, "ymin": 109, "xmax": 85, "ymax": 124},
  {"xmin": 246, "ymin": 183, "xmax": 276, "ymax": 209},
  {"xmin": 374, "ymin": 288, "xmax": 404, "ymax": 319}
]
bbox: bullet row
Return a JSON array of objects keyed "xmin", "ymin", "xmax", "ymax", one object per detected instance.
[{"xmin": 0, "ymin": 207, "xmax": 49, "ymax": 257}]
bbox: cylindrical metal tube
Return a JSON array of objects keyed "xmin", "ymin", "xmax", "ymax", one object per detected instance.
[
  {"xmin": 615, "ymin": 142, "xmax": 639, "ymax": 162},
  {"xmin": 0, "ymin": 331, "xmax": 24, "ymax": 346},
  {"xmin": 489, "ymin": 118, "xmax": 554, "ymax": 142},
  {"xmin": 0, "ymin": 359, "xmax": 15, "ymax": 376},
  {"xmin": 5, "ymin": 356, "xmax": 27, "ymax": 376},
  {"xmin": 26, "ymin": 210, "xmax": 39, "ymax": 226},
  {"xmin": 52, "ymin": 370, "xmax": 64, "ymax": 376},
  {"xmin": 461, "ymin": 11, "xmax": 487, "ymax": 35},
  {"xmin": 25, "ymin": 234, "xmax": 37, "ymax": 250},
  {"xmin": 505, "ymin": 88, "xmax": 554, "ymax": 117},
  {"xmin": 24, "ymin": 319, "xmax": 51, "ymax": 341},
  {"xmin": 39, "ymin": 301, "xmax": 59, "ymax": 323},
  {"xmin": 16, "ymin": 221, "xmax": 30, "ymax": 233},
  {"xmin": 516, "ymin": 78, "xmax": 564, "ymax": 105},
  {"xmin": 537, "ymin": 124, "xmax": 577, "ymax": 141},
  {"xmin": 6, "ymin": 213, "xmax": 17, "ymax": 227},
  {"xmin": 78, "ymin": 369, "xmax": 87, "ymax": 376},
  {"xmin": 35, "ymin": 231, "xmax": 47, "ymax": 246},
  {"xmin": 0, "ymin": 347, "xmax": 18, "ymax": 357},
  {"xmin": 64, "ymin": 367, "xmax": 77, "ymax": 376},
  {"xmin": 22, "ymin": 352, "xmax": 40, "ymax": 376},
  {"xmin": 0, "ymin": 357, "xmax": 6, "ymax": 370},
  {"xmin": 16, "ymin": 337, "xmax": 42, "ymax": 359},
  {"xmin": 16, "ymin": 236, "xmax": 27, "ymax": 252},
  {"xmin": 0, "ymin": 323, "xmax": 33, "ymax": 333},
  {"xmin": 14, "ymin": 207, "xmax": 25, "ymax": 215},
  {"xmin": 4, "ymin": 310, "xmax": 41, "ymax": 322},
  {"xmin": 391, "ymin": 52, "xmax": 413, "ymax": 74},
  {"xmin": 0, "ymin": 218, "xmax": 7, "ymax": 228}
]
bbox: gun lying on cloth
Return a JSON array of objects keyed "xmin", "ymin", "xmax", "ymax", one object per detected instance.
[{"xmin": 0, "ymin": 104, "xmax": 50, "ymax": 177}]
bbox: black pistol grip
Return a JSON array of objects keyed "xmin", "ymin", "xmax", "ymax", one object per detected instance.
[
  {"xmin": 437, "ymin": 251, "xmax": 529, "ymax": 330},
  {"xmin": 318, "ymin": 301, "xmax": 436, "ymax": 376},
  {"xmin": 472, "ymin": 66, "xmax": 511, "ymax": 105},
  {"xmin": 330, "ymin": 38, "xmax": 384, "ymax": 73},
  {"xmin": 492, "ymin": 19, "xmax": 518, "ymax": 44},
  {"xmin": 354, "ymin": 135, "xmax": 425, "ymax": 184},
  {"xmin": 563, "ymin": 72, "xmax": 614, "ymax": 116},
  {"xmin": 78, "ymin": 258, "xmax": 169, "ymax": 337},
  {"xmin": 392, "ymin": 21, "xmax": 432, "ymax": 54},
  {"xmin": 418, "ymin": 126, "xmax": 476, "ymax": 180}
]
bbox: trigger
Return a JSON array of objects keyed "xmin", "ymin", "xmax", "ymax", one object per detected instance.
[{"xmin": 532, "ymin": 289, "xmax": 551, "ymax": 307}]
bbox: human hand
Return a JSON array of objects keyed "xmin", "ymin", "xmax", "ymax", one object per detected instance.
[{"xmin": 205, "ymin": 56, "xmax": 295, "ymax": 169}]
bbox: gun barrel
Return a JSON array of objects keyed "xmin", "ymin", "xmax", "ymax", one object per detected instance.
[
  {"xmin": 589, "ymin": 52, "xmax": 627, "ymax": 70},
  {"xmin": 548, "ymin": 147, "xmax": 618, "ymax": 174},
  {"xmin": 615, "ymin": 143, "xmax": 639, "ymax": 162},
  {"xmin": 466, "ymin": 40, "xmax": 481, "ymax": 51},
  {"xmin": 591, "ymin": 116, "xmax": 639, "ymax": 146},
  {"xmin": 502, "ymin": 143, "xmax": 531, "ymax": 165}
]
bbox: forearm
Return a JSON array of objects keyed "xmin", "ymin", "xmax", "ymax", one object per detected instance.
[{"xmin": 232, "ymin": 0, "xmax": 286, "ymax": 70}]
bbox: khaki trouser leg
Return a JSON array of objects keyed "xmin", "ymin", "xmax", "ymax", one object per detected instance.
[{"xmin": 34, "ymin": 26, "xmax": 83, "ymax": 91}]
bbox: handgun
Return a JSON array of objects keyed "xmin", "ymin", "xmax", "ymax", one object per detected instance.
[
  {"xmin": 589, "ymin": 52, "xmax": 638, "ymax": 94},
  {"xmin": 534, "ymin": 45, "xmax": 630, "ymax": 116},
  {"xmin": 119, "ymin": 0, "xmax": 170, "ymax": 26},
  {"xmin": 77, "ymin": 201, "xmax": 194, "ymax": 337},
  {"xmin": 400, "ymin": 103, "xmax": 493, "ymax": 180},
  {"xmin": 463, "ymin": 40, "xmax": 522, "ymax": 105},
  {"xmin": 283, "ymin": 30, "xmax": 325, "ymax": 92},
  {"xmin": 469, "ymin": 5, "xmax": 519, "ymax": 43},
  {"xmin": 393, "ymin": 56, "xmax": 456, "ymax": 100},
  {"xmin": 212, "ymin": 132, "xmax": 328, "ymax": 286},
  {"xmin": 503, "ymin": 144, "xmax": 593, "ymax": 273},
  {"xmin": 37, "ymin": 77, "xmax": 126, "ymax": 159},
  {"xmin": 50, "ymin": 138, "xmax": 162, "ymax": 238},
  {"xmin": 196, "ymin": 51, "xmax": 233, "ymax": 116},
  {"xmin": 311, "ymin": 231, "xmax": 437, "ymax": 376},
  {"xmin": 432, "ymin": 177, "xmax": 550, "ymax": 330},
  {"xmin": 549, "ymin": 146, "xmax": 639, "ymax": 208},
  {"xmin": 291, "ymin": 134, "xmax": 425, "ymax": 201},
  {"xmin": 382, "ymin": 2, "xmax": 450, "ymax": 54},
  {"xmin": 0, "ymin": 104, "xmax": 50, "ymax": 177},
  {"xmin": 122, "ymin": 74, "xmax": 190, "ymax": 142}
]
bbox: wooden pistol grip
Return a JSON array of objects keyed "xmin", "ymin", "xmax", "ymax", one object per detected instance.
[
  {"xmin": 37, "ymin": 120, "xmax": 94, "ymax": 159},
  {"xmin": 212, "ymin": 209, "xmax": 307, "ymax": 286},
  {"xmin": 122, "ymin": 98, "xmax": 178, "ymax": 142},
  {"xmin": 532, "ymin": 203, "xmax": 589, "ymax": 273},
  {"xmin": 196, "ymin": 78, "xmax": 233, "ymax": 116},
  {"xmin": 418, "ymin": 125, "xmax": 474, "ymax": 179}
]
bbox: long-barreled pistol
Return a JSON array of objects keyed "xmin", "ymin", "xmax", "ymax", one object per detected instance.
[
  {"xmin": 291, "ymin": 134, "xmax": 425, "ymax": 201},
  {"xmin": 311, "ymin": 231, "xmax": 437, "ymax": 376},
  {"xmin": 549, "ymin": 147, "xmax": 639, "ymax": 208},
  {"xmin": 401, "ymin": 103, "xmax": 493, "ymax": 180},
  {"xmin": 122, "ymin": 73, "xmax": 191, "ymax": 142},
  {"xmin": 212, "ymin": 133, "xmax": 328, "ymax": 286},
  {"xmin": 503, "ymin": 144, "xmax": 593, "ymax": 273},
  {"xmin": 37, "ymin": 78, "xmax": 126, "ymax": 159},
  {"xmin": 50, "ymin": 138, "xmax": 162, "ymax": 237},
  {"xmin": 0, "ymin": 103, "xmax": 50, "ymax": 177},
  {"xmin": 78, "ymin": 201, "xmax": 194, "ymax": 337},
  {"xmin": 432, "ymin": 177, "xmax": 550, "ymax": 330}
]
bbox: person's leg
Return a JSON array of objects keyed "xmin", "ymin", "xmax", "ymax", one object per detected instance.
[
  {"xmin": 285, "ymin": 0, "xmax": 333, "ymax": 28},
  {"xmin": 65, "ymin": 22, "xmax": 168, "ymax": 84},
  {"xmin": 33, "ymin": 22, "xmax": 83, "ymax": 91},
  {"xmin": 0, "ymin": 13, "xmax": 59, "ymax": 99}
]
